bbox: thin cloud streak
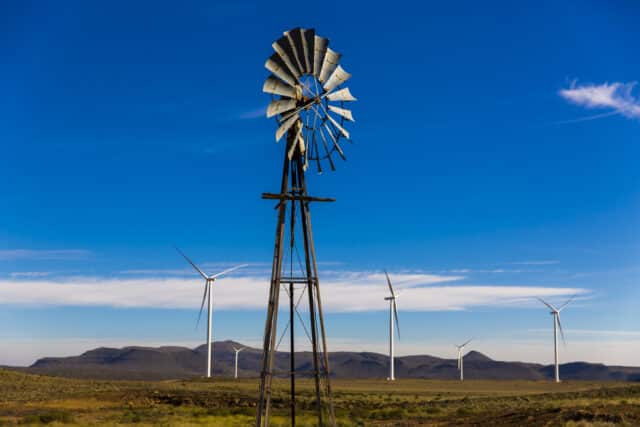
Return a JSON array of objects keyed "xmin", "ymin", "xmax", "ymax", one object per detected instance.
[
  {"xmin": 0, "ymin": 249, "xmax": 91, "ymax": 261},
  {"xmin": 0, "ymin": 272, "xmax": 587, "ymax": 312},
  {"xmin": 559, "ymin": 81, "xmax": 640, "ymax": 121}
]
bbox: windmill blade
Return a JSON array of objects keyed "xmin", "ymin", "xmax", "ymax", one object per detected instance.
[
  {"xmin": 300, "ymin": 28, "xmax": 315, "ymax": 74},
  {"xmin": 328, "ymin": 105, "xmax": 355, "ymax": 121},
  {"xmin": 393, "ymin": 299, "xmax": 400, "ymax": 339},
  {"xmin": 558, "ymin": 295, "xmax": 576, "ymax": 312},
  {"xmin": 318, "ymin": 47, "xmax": 341, "ymax": 83},
  {"xmin": 384, "ymin": 270, "xmax": 396, "ymax": 298},
  {"xmin": 323, "ymin": 65, "xmax": 351, "ymax": 93},
  {"xmin": 195, "ymin": 281, "xmax": 209, "ymax": 329},
  {"xmin": 265, "ymin": 53, "xmax": 297, "ymax": 87},
  {"xmin": 283, "ymin": 29, "xmax": 305, "ymax": 76},
  {"xmin": 266, "ymin": 99, "xmax": 296, "ymax": 118},
  {"xmin": 313, "ymin": 35, "xmax": 328, "ymax": 78},
  {"xmin": 556, "ymin": 313, "xmax": 567, "ymax": 345},
  {"xmin": 462, "ymin": 338, "xmax": 473, "ymax": 347},
  {"xmin": 536, "ymin": 297, "xmax": 558, "ymax": 312},
  {"xmin": 275, "ymin": 113, "xmax": 300, "ymax": 142},
  {"xmin": 326, "ymin": 111, "xmax": 351, "ymax": 139},
  {"xmin": 211, "ymin": 263, "xmax": 249, "ymax": 279},
  {"xmin": 326, "ymin": 87, "xmax": 357, "ymax": 102},
  {"xmin": 273, "ymin": 36, "xmax": 301, "ymax": 78},
  {"xmin": 287, "ymin": 121, "xmax": 303, "ymax": 160},
  {"xmin": 263, "ymin": 76, "xmax": 297, "ymax": 98},
  {"xmin": 175, "ymin": 247, "xmax": 208, "ymax": 280},
  {"xmin": 322, "ymin": 123, "xmax": 346, "ymax": 160}
]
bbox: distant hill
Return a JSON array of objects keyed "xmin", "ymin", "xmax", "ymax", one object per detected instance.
[{"xmin": 16, "ymin": 340, "xmax": 640, "ymax": 381}]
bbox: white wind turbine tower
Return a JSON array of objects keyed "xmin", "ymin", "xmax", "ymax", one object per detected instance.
[
  {"xmin": 455, "ymin": 338, "xmax": 473, "ymax": 381},
  {"xmin": 384, "ymin": 271, "xmax": 401, "ymax": 381},
  {"xmin": 537, "ymin": 296, "xmax": 575, "ymax": 383},
  {"xmin": 176, "ymin": 247, "xmax": 247, "ymax": 378},
  {"xmin": 233, "ymin": 346, "xmax": 245, "ymax": 379}
]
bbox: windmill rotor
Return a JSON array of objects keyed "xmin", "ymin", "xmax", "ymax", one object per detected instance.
[{"xmin": 263, "ymin": 27, "xmax": 356, "ymax": 172}]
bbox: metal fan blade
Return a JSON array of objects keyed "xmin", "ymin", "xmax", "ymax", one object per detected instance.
[
  {"xmin": 263, "ymin": 76, "xmax": 297, "ymax": 98},
  {"xmin": 322, "ymin": 122, "xmax": 346, "ymax": 160},
  {"xmin": 393, "ymin": 299, "xmax": 400, "ymax": 339},
  {"xmin": 210, "ymin": 263, "xmax": 248, "ymax": 279},
  {"xmin": 283, "ymin": 29, "xmax": 306, "ymax": 76},
  {"xmin": 273, "ymin": 37, "xmax": 301, "ymax": 78},
  {"xmin": 302, "ymin": 29, "xmax": 315, "ymax": 74},
  {"xmin": 267, "ymin": 99, "xmax": 296, "ymax": 118},
  {"xmin": 326, "ymin": 87, "xmax": 357, "ymax": 102},
  {"xmin": 313, "ymin": 35, "xmax": 328, "ymax": 78},
  {"xmin": 318, "ymin": 47, "xmax": 341, "ymax": 83},
  {"xmin": 196, "ymin": 281, "xmax": 209, "ymax": 329},
  {"xmin": 276, "ymin": 113, "xmax": 300, "ymax": 142},
  {"xmin": 328, "ymin": 105, "xmax": 355, "ymax": 121},
  {"xmin": 287, "ymin": 121, "xmax": 302, "ymax": 160},
  {"xmin": 265, "ymin": 53, "xmax": 297, "ymax": 87},
  {"xmin": 323, "ymin": 65, "xmax": 352, "ymax": 93},
  {"xmin": 326, "ymin": 112, "xmax": 351, "ymax": 140},
  {"xmin": 175, "ymin": 247, "xmax": 208, "ymax": 280},
  {"xmin": 462, "ymin": 338, "xmax": 473, "ymax": 347}
]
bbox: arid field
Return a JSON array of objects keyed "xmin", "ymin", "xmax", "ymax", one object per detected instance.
[{"xmin": 1, "ymin": 368, "xmax": 640, "ymax": 426}]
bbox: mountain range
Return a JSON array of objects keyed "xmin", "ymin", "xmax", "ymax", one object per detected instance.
[{"xmin": 15, "ymin": 340, "xmax": 640, "ymax": 381}]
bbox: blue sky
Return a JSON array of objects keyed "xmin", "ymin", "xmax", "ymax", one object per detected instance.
[{"xmin": 1, "ymin": 0, "xmax": 639, "ymax": 366}]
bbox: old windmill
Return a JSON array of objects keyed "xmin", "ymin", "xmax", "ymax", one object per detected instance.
[{"xmin": 256, "ymin": 28, "xmax": 356, "ymax": 427}]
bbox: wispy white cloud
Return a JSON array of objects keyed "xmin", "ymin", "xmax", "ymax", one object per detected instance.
[
  {"xmin": 0, "ymin": 272, "xmax": 587, "ymax": 312},
  {"xmin": 236, "ymin": 107, "xmax": 266, "ymax": 120},
  {"xmin": 559, "ymin": 81, "xmax": 640, "ymax": 120},
  {"xmin": 9, "ymin": 272, "xmax": 50, "ymax": 278},
  {"xmin": 508, "ymin": 260, "xmax": 559, "ymax": 266},
  {"xmin": 0, "ymin": 249, "xmax": 91, "ymax": 261}
]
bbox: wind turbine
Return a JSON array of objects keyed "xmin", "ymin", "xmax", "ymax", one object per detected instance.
[
  {"xmin": 455, "ymin": 338, "xmax": 473, "ymax": 381},
  {"xmin": 537, "ymin": 296, "xmax": 574, "ymax": 383},
  {"xmin": 233, "ymin": 346, "xmax": 245, "ymax": 379},
  {"xmin": 384, "ymin": 271, "xmax": 401, "ymax": 381},
  {"xmin": 176, "ymin": 247, "xmax": 247, "ymax": 378}
]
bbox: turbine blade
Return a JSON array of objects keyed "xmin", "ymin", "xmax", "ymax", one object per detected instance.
[
  {"xmin": 536, "ymin": 297, "xmax": 558, "ymax": 312},
  {"xmin": 318, "ymin": 47, "xmax": 341, "ymax": 83},
  {"xmin": 196, "ymin": 282, "xmax": 209, "ymax": 329},
  {"xmin": 328, "ymin": 105, "xmax": 355, "ymax": 121},
  {"xmin": 265, "ymin": 53, "xmax": 297, "ymax": 87},
  {"xmin": 211, "ymin": 263, "xmax": 248, "ymax": 279},
  {"xmin": 175, "ymin": 247, "xmax": 208, "ymax": 280},
  {"xmin": 266, "ymin": 99, "xmax": 296, "ymax": 118},
  {"xmin": 313, "ymin": 35, "xmax": 328, "ymax": 78},
  {"xmin": 326, "ymin": 87, "xmax": 357, "ymax": 102},
  {"xmin": 276, "ymin": 114, "xmax": 300, "ymax": 142},
  {"xmin": 263, "ymin": 75, "xmax": 297, "ymax": 98},
  {"xmin": 323, "ymin": 65, "xmax": 351, "ymax": 93},
  {"xmin": 393, "ymin": 299, "xmax": 400, "ymax": 340},
  {"xmin": 557, "ymin": 313, "xmax": 567, "ymax": 346},
  {"xmin": 462, "ymin": 338, "xmax": 473, "ymax": 347},
  {"xmin": 558, "ymin": 295, "xmax": 576, "ymax": 312},
  {"xmin": 300, "ymin": 28, "xmax": 314, "ymax": 74},
  {"xmin": 384, "ymin": 270, "xmax": 396, "ymax": 298}
]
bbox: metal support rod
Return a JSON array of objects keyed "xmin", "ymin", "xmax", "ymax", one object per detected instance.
[
  {"xmin": 553, "ymin": 314, "xmax": 559, "ymax": 383},
  {"xmin": 207, "ymin": 281, "xmax": 212, "ymax": 378}
]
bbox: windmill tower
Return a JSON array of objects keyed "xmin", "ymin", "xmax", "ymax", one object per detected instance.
[{"xmin": 256, "ymin": 28, "xmax": 356, "ymax": 427}]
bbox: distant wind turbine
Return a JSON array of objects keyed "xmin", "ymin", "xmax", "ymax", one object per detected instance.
[
  {"xmin": 233, "ymin": 346, "xmax": 245, "ymax": 379},
  {"xmin": 176, "ymin": 247, "xmax": 247, "ymax": 378},
  {"xmin": 537, "ymin": 296, "xmax": 575, "ymax": 383},
  {"xmin": 384, "ymin": 271, "xmax": 401, "ymax": 381},
  {"xmin": 455, "ymin": 338, "xmax": 473, "ymax": 381}
]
